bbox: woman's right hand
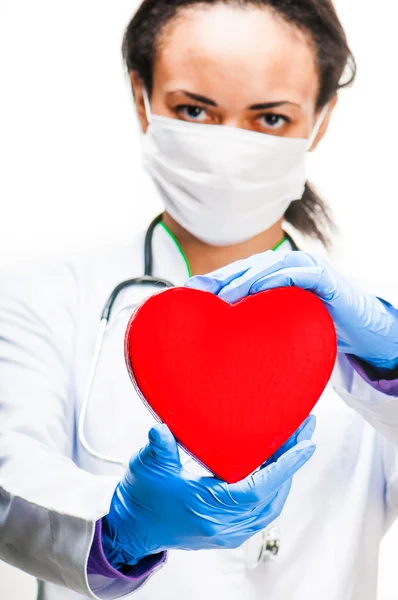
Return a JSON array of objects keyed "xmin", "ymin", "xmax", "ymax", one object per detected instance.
[{"xmin": 101, "ymin": 418, "xmax": 316, "ymax": 570}]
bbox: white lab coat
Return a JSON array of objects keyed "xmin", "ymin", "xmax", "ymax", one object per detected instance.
[{"xmin": 0, "ymin": 222, "xmax": 398, "ymax": 600}]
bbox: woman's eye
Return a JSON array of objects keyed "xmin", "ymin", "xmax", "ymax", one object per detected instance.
[
  {"xmin": 259, "ymin": 114, "xmax": 289, "ymax": 129},
  {"xmin": 176, "ymin": 105, "xmax": 207, "ymax": 122}
]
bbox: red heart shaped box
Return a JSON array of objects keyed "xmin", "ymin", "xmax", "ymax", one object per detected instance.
[{"xmin": 125, "ymin": 286, "xmax": 336, "ymax": 483}]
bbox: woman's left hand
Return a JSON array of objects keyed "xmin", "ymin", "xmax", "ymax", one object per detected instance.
[{"xmin": 186, "ymin": 250, "xmax": 398, "ymax": 372}]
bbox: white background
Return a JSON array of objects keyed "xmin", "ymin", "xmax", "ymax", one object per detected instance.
[{"xmin": 0, "ymin": 0, "xmax": 397, "ymax": 597}]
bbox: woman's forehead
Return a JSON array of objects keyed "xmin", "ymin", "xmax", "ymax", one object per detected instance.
[{"xmin": 154, "ymin": 4, "xmax": 319, "ymax": 107}]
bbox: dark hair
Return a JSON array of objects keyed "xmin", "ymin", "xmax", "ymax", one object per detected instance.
[{"xmin": 122, "ymin": 0, "xmax": 357, "ymax": 247}]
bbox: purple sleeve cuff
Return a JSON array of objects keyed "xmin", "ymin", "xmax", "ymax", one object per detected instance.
[
  {"xmin": 87, "ymin": 519, "xmax": 166, "ymax": 581},
  {"xmin": 347, "ymin": 354, "xmax": 398, "ymax": 397}
]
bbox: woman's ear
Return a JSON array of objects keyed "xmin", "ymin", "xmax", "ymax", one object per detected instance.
[
  {"xmin": 130, "ymin": 72, "xmax": 150, "ymax": 133},
  {"xmin": 308, "ymin": 94, "xmax": 338, "ymax": 152}
]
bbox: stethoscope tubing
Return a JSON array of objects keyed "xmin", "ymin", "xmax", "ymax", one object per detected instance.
[{"xmin": 78, "ymin": 215, "xmax": 174, "ymax": 465}]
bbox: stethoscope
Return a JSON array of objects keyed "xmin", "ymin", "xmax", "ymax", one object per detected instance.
[
  {"xmin": 78, "ymin": 213, "xmax": 175, "ymax": 467},
  {"xmin": 78, "ymin": 212, "xmax": 298, "ymax": 565}
]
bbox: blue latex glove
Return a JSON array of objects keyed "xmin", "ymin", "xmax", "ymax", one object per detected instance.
[
  {"xmin": 102, "ymin": 416, "xmax": 316, "ymax": 569},
  {"xmin": 186, "ymin": 249, "xmax": 398, "ymax": 372}
]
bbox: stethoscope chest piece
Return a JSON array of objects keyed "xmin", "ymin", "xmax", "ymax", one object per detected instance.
[
  {"xmin": 245, "ymin": 526, "xmax": 281, "ymax": 570},
  {"xmin": 258, "ymin": 527, "xmax": 280, "ymax": 562}
]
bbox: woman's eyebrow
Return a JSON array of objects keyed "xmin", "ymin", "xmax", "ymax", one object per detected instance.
[
  {"xmin": 168, "ymin": 90, "xmax": 217, "ymax": 106},
  {"xmin": 168, "ymin": 91, "xmax": 300, "ymax": 110},
  {"xmin": 249, "ymin": 100, "xmax": 301, "ymax": 110}
]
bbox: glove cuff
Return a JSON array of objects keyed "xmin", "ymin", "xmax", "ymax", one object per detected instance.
[{"xmin": 90, "ymin": 518, "xmax": 167, "ymax": 577}]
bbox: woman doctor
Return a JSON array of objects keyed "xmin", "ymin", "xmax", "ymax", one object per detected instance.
[{"xmin": 1, "ymin": 0, "xmax": 398, "ymax": 599}]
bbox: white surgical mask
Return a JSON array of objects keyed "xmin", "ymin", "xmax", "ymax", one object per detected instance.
[{"xmin": 141, "ymin": 91, "xmax": 328, "ymax": 246}]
